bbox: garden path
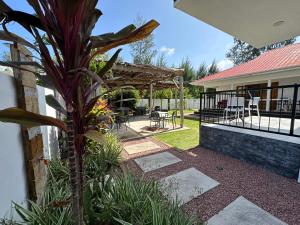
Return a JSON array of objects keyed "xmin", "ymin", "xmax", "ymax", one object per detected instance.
[{"xmin": 122, "ymin": 136, "xmax": 300, "ymax": 225}]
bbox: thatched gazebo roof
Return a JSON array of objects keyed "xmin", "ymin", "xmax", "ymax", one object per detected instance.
[{"xmin": 104, "ymin": 62, "xmax": 184, "ymax": 90}]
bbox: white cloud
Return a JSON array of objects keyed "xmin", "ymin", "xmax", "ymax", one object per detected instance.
[
  {"xmin": 217, "ymin": 59, "xmax": 234, "ymax": 71},
  {"xmin": 160, "ymin": 46, "xmax": 175, "ymax": 56}
]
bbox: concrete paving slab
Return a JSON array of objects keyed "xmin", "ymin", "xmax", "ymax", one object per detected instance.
[
  {"xmin": 124, "ymin": 141, "xmax": 160, "ymax": 155},
  {"xmin": 207, "ymin": 196, "xmax": 288, "ymax": 225},
  {"xmin": 159, "ymin": 167, "xmax": 219, "ymax": 205},
  {"xmin": 134, "ymin": 152, "xmax": 181, "ymax": 172}
]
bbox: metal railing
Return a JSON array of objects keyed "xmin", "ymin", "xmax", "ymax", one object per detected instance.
[{"xmin": 199, "ymin": 84, "xmax": 300, "ymax": 137}]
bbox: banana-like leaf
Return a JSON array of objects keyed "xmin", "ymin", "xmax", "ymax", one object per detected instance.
[
  {"xmin": 45, "ymin": 95, "xmax": 66, "ymax": 114},
  {"xmin": 96, "ymin": 48, "xmax": 122, "ymax": 77},
  {"xmin": 0, "ymin": 30, "xmax": 38, "ymax": 51},
  {"xmin": 84, "ymin": 130, "xmax": 104, "ymax": 143},
  {"xmin": 0, "ymin": 107, "xmax": 67, "ymax": 131},
  {"xmin": 90, "ymin": 20, "xmax": 159, "ymax": 54}
]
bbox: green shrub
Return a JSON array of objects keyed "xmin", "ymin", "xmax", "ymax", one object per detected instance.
[
  {"xmin": 112, "ymin": 89, "xmax": 139, "ymax": 110},
  {"xmin": 4, "ymin": 133, "xmax": 202, "ymax": 225},
  {"xmin": 86, "ymin": 173, "xmax": 202, "ymax": 225},
  {"xmin": 85, "ymin": 133, "xmax": 123, "ymax": 180}
]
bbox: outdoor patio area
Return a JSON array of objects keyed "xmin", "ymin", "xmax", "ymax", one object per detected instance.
[{"xmin": 114, "ymin": 115, "xmax": 189, "ymax": 140}]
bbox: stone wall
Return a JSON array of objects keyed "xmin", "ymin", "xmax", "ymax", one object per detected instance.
[{"xmin": 201, "ymin": 125, "xmax": 300, "ymax": 179}]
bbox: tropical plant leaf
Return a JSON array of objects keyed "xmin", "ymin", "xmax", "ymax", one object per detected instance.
[
  {"xmin": 45, "ymin": 95, "xmax": 66, "ymax": 114},
  {"xmin": 84, "ymin": 130, "xmax": 104, "ymax": 143},
  {"xmin": 0, "ymin": 107, "xmax": 67, "ymax": 131},
  {"xmin": 36, "ymin": 74, "xmax": 55, "ymax": 90},
  {"xmin": 96, "ymin": 48, "xmax": 122, "ymax": 77},
  {"xmin": 1, "ymin": 8, "xmax": 44, "ymax": 33},
  {"xmin": 5, "ymin": 60, "xmax": 44, "ymax": 70},
  {"xmin": 113, "ymin": 217, "xmax": 133, "ymax": 225},
  {"xmin": 84, "ymin": 48, "xmax": 122, "ymax": 97},
  {"xmin": 0, "ymin": 60, "xmax": 40, "ymax": 75},
  {"xmin": 90, "ymin": 20, "xmax": 159, "ymax": 54},
  {"xmin": 0, "ymin": 30, "xmax": 38, "ymax": 51}
]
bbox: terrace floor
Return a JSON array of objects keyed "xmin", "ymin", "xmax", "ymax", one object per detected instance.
[
  {"xmin": 216, "ymin": 116, "xmax": 300, "ymax": 136},
  {"xmin": 122, "ymin": 136, "xmax": 300, "ymax": 225}
]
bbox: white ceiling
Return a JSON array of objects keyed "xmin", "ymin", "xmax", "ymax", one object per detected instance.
[{"xmin": 175, "ymin": 0, "xmax": 300, "ymax": 48}]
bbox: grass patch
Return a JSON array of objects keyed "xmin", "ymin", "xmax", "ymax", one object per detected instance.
[{"xmin": 154, "ymin": 118, "xmax": 199, "ymax": 151}]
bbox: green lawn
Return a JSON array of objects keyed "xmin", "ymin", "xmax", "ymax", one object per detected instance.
[{"xmin": 154, "ymin": 118, "xmax": 199, "ymax": 151}]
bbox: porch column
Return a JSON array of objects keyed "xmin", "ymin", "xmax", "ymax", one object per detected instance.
[
  {"xmin": 149, "ymin": 83, "xmax": 153, "ymax": 115},
  {"xmin": 179, "ymin": 76, "xmax": 184, "ymax": 128},
  {"xmin": 230, "ymin": 83, "xmax": 234, "ymax": 90},
  {"xmin": 266, "ymin": 80, "xmax": 271, "ymax": 111}
]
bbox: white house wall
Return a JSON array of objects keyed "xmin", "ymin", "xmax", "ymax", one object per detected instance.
[
  {"xmin": 277, "ymin": 76, "xmax": 300, "ymax": 100},
  {"xmin": 0, "ymin": 74, "xmax": 28, "ymax": 218},
  {"xmin": 202, "ymin": 67, "xmax": 300, "ymax": 89}
]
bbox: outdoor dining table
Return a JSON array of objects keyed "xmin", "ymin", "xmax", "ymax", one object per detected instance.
[{"xmin": 156, "ymin": 111, "xmax": 169, "ymax": 128}]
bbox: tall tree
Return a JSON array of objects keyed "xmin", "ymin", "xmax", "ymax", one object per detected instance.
[
  {"xmin": 129, "ymin": 15, "xmax": 157, "ymax": 64},
  {"xmin": 196, "ymin": 62, "xmax": 207, "ymax": 79},
  {"xmin": 207, "ymin": 59, "xmax": 219, "ymax": 76},
  {"xmin": 180, "ymin": 57, "xmax": 196, "ymax": 82},
  {"xmin": 155, "ymin": 53, "xmax": 167, "ymax": 68},
  {"xmin": 227, "ymin": 37, "xmax": 296, "ymax": 65}
]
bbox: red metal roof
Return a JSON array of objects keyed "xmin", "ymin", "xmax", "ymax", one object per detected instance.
[{"xmin": 192, "ymin": 43, "xmax": 300, "ymax": 85}]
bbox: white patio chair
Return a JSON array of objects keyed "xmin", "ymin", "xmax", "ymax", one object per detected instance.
[
  {"xmin": 245, "ymin": 97, "xmax": 260, "ymax": 117},
  {"xmin": 223, "ymin": 97, "xmax": 245, "ymax": 122}
]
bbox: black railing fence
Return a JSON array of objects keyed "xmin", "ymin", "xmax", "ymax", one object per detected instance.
[{"xmin": 199, "ymin": 84, "xmax": 300, "ymax": 137}]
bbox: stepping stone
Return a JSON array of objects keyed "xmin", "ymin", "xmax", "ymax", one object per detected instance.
[
  {"xmin": 134, "ymin": 152, "xmax": 181, "ymax": 172},
  {"xmin": 159, "ymin": 167, "xmax": 219, "ymax": 205},
  {"xmin": 124, "ymin": 141, "xmax": 160, "ymax": 155},
  {"xmin": 207, "ymin": 196, "xmax": 288, "ymax": 225}
]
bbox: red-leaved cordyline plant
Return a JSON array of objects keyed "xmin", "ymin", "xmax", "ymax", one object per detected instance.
[{"xmin": 0, "ymin": 0, "xmax": 158, "ymax": 224}]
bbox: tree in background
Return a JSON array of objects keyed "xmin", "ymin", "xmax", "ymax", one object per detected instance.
[
  {"xmin": 227, "ymin": 37, "xmax": 296, "ymax": 65},
  {"xmin": 155, "ymin": 52, "xmax": 167, "ymax": 67},
  {"xmin": 207, "ymin": 60, "xmax": 219, "ymax": 75},
  {"xmin": 129, "ymin": 15, "xmax": 157, "ymax": 64},
  {"xmin": 180, "ymin": 57, "xmax": 195, "ymax": 82},
  {"xmin": 196, "ymin": 62, "xmax": 207, "ymax": 79}
]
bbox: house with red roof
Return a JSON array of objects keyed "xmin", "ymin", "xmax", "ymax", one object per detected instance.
[{"xmin": 192, "ymin": 43, "xmax": 300, "ymax": 111}]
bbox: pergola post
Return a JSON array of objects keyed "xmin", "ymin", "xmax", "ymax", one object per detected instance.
[
  {"xmin": 149, "ymin": 83, "xmax": 153, "ymax": 115},
  {"xmin": 179, "ymin": 76, "xmax": 184, "ymax": 128},
  {"xmin": 120, "ymin": 87, "xmax": 123, "ymax": 108},
  {"xmin": 174, "ymin": 90, "xmax": 178, "ymax": 110}
]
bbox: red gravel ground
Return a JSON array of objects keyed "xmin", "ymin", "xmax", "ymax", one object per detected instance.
[{"xmin": 122, "ymin": 136, "xmax": 300, "ymax": 225}]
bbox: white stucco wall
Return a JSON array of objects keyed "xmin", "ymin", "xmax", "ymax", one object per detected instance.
[
  {"xmin": 43, "ymin": 88, "xmax": 59, "ymax": 159},
  {"xmin": 0, "ymin": 74, "xmax": 28, "ymax": 218},
  {"xmin": 214, "ymin": 76, "xmax": 300, "ymax": 100}
]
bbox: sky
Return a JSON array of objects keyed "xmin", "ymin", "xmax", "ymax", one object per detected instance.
[{"xmin": 1, "ymin": 0, "xmax": 235, "ymax": 71}]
